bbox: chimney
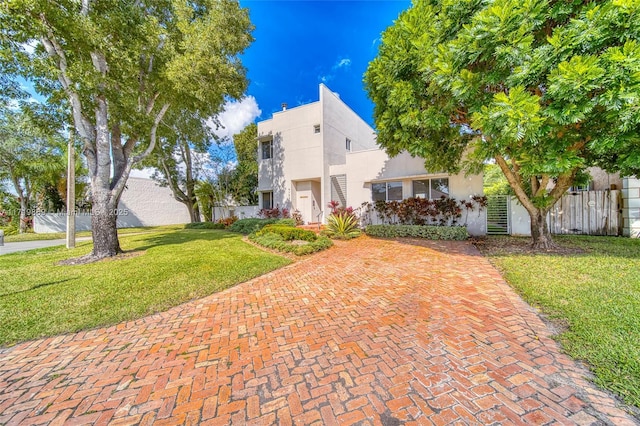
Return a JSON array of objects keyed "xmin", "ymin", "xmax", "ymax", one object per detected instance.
[{"xmin": 281, "ymin": 103, "xmax": 287, "ymax": 111}]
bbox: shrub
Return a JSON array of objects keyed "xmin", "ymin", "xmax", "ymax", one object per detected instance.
[
  {"xmin": 184, "ymin": 222, "xmax": 226, "ymax": 230},
  {"xmin": 361, "ymin": 196, "xmax": 487, "ymax": 226},
  {"xmin": 257, "ymin": 225, "xmax": 317, "ymax": 242},
  {"xmin": 229, "ymin": 218, "xmax": 281, "ymax": 235},
  {"xmin": 258, "ymin": 205, "xmax": 290, "ymax": 219},
  {"xmin": 324, "ymin": 213, "xmax": 361, "ymax": 240},
  {"xmin": 216, "ymin": 216, "xmax": 238, "ymax": 227},
  {"xmin": 277, "ymin": 218, "xmax": 297, "ymax": 227},
  {"xmin": 249, "ymin": 232, "xmax": 333, "ymax": 256},
  {"xmin": 365, "ymin": 224, "xmax": 469, "ymax": 240}
]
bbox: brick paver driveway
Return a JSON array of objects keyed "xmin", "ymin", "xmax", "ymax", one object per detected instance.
[{"xmin": 0, "ymin": 236, "xmax": 637, "ymax": 425}]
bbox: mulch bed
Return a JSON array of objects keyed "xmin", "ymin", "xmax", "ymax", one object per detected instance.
[{"xmin": 472, "ymin": 236, "xmax": 586, "ymax": 256}]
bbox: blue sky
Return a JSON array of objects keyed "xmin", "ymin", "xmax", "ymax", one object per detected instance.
[{"xmin": 215, "ymin": 0, "xmax": 411, "ymax": 140}]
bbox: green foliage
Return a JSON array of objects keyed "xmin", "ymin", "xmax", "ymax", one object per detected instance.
[
  {"xmin": 485, "ymin": 236, "xmax": 640, "ymax": 408},
  {"xmin": 483, "ymin": 164, "xmax": 511, "ymax": 196},
  {"xmin": 276, "ymin": 218, "xmax": 296, "ymax": 227},
  {"xmin": 324, "ymin": 213, "xmax": 362, "ymax": 240},
  {"xmin": 0, "ymin": 0, "xmax": 254, "ymax": 255},
  {"xmin": 256, "ymin": 225, "xmax": 317, "ymax": 242},
  {"xmin": 365, "ymin": 0, "xmax": 640, "ymax": 245},
  {"xmin": 228, "ymin": 218, "xmax": 282, "ymax": 235},
  {"xmin": 364, "ymin": 196, "xmax": 486, "ymax": 226},
  {"xmin": 0, "ymin": 228, "xmax": 290, "ymax": 345},
  {"xmin": 365, "ymin": 225, "xmax": 470, "ymax": 241},
  {"xmin": 184, "ymin": 222, "xmax": 225, "ymax": 230},
  {"xmin": 223, "ymin": 123, "xmax": 258, "ymax": 205},
  {"xmin": 0, "ymin": 108, "xmax": 68, "ymax": 232},
  {"xmin": 248, "ymin": 232, "xmax": 333, "ymax": 256}
]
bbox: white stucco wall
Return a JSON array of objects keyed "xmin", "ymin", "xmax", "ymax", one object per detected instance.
[
  {"xmin": 34, "ymin": 177, "xmax": 191, "ymax": 233},
  {"xmin": 257, "ymin": 102, "xmax": 323, "ymax": 213},
  {"xmin": 212, "ymin": 205, "xmax": 260, "ymax": 220},
  {"xmin": 320, "ymin": 84, "xmax": 377, "ymax": 221},
  {"xmin": 343, "ymin": 150, "xmax": 486, "ymax": 235}
]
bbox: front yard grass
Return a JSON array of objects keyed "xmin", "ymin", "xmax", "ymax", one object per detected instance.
[
  {"xmin": 479, "ymin": 235, "xmax": 640, "ymax": 409},
  {"xmin": 0, "ymin": 228, "xmax": 290, "ymax": 346},
  {"xmin": 3, "ymin": 224, "xmax": 184, "ymax": 242}
]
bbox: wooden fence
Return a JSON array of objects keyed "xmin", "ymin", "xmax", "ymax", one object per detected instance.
[{"xmin": 549, "ymin": 190, "xmax": 620, "ymax": 236}]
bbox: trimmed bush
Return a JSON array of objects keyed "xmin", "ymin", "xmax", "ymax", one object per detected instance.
[
  {"xmin": 184, "ymin": 222, "xmax": 225, "ymax": 230},
  {"xmin": 248, "ymin": 232, "xmax": 333, "ymax": 256},
  {"xmin": 229, "ymin": 218, "xmax": 298, "ymax": 235},
  {"xmin": 228, "ymin": 218, "xmax": 278, "ymax": 234},
  {"xmin": 365, "ymin": 224, "xmax": 469, "ymax": 240},
  {"xmin": 257, "ymin": 225, "xmax": 317, "ymax": 242}
]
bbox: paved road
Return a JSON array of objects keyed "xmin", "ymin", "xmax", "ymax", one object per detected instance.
[
  {"xmin": 0, "ymin": 236, "xmax": 93, "ymax": 255},
  {"xmin": 0, "ymin": 236, "xmax": 637, "ymax": 425},
  {"xmin": 0, "ymin": 239, "xmax": 69, "ymax": 255}
]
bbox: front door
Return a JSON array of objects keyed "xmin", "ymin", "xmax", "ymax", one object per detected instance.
[{"xmin": 295, "ymin": 180, "xmax": 321, "ymax": 224}]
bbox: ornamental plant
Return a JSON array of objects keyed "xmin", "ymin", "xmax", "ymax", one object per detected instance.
[{"xmin": 324, "ymin": 212, "xmax": 362, "ymax": 240}]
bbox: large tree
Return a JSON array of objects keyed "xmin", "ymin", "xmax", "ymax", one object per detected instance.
[
  {"xmin": 1, "ymin": 0, "xmax": 253, "ymax": 257},
  {"xmin": 0, "ymin": 108, "xmax": 66, "ymax": 233},
  {"xmin": 365, "ymin": 0, "xmax": 640, "ymax": 248},
  {"xmin": 143, "ymin": 111, "xmax": 215, "ymax": 223}
]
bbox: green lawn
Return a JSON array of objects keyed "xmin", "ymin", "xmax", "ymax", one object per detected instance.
[
  {"xmin": 3, "ymin": 224, "xmax": 184, "ymax": 242},
  {"xmin": 0, "ymin": 228, "xmax": 290, "ymax": 346},
  {"xmin": 484, "ymin": 235, "xmax": 640, "ymax": 408}
]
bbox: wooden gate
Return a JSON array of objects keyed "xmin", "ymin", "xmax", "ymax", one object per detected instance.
[{"xmin": 549, "ymin": 190, "xmax": 620, "ymax": 236}]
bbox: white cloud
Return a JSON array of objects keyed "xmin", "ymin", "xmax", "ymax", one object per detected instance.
[
  {"xmin": 333, "ymin": 58, "xmax": 351, "ymax": 70},
  {"xmin": 209, "ymin": 96, "xmax": 261, "ymax": 142},
  {"xmin": 319, "ymin": 57, "xmax": 352, "ymax": 84}
]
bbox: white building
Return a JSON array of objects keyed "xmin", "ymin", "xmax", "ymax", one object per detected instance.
[{"xmin": 256, "ymin": 84, "xmax": 486, "ymax": 235}]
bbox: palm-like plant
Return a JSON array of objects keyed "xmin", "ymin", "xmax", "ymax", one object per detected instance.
[{"xmin": 325, "ymin": 213, "xmax": 361, "ymax": 240}]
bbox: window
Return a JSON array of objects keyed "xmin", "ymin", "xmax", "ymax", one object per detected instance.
[
  {"xmin": 261, "ymin": 140, "xmax": 272, "ymax": 160},
  {"xmin": 431, "ymin": 178, "xmax": 449, "ymax": 198},
  {"xmin": 412, "ymin": 178, "xmax": 449, "ymax": 199},
  {"xmin": 314, "ymin": 124, "xmax": 320, "ymax": 133},
  {"xmin": 346, "ymin": 138, "xmax": 352, "ymax": 152},
  {"xmin": 261, "ymin": 191, "xmax": 273, "ymax": 209},
  {"xmin": 569, "ymin": 182, "xmax": 591, "ymax": 192},
  {"xmin": 372, "ymin": 183, "xmax": 387, "ymax": 202},
  {"xmin": 371, "ymin": 181, "xmax": 403, "ymax": 202}
]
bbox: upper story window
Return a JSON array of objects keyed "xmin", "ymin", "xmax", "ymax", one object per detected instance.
[
  {"xmin": 413, "ymin": 178, "xmax": 449, "ymax": 199},
  {"xmin": 314, "ymin": 124, "xmax": 320, "ymax": 133},
  {"xmin": 346, "ymin": 138, "xmax": 352, "ymax": 152},
  {"xmin": 261, "ymin": 140, "xmax": 273, "ymax": 160},
  {"xmin": 372, "ymin": 181, "xmax": 403, "ymax": 202}
]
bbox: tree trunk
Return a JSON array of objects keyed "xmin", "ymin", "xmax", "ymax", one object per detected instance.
[
  {"xmin": 530, "ymin": 208, "xmax": 555, "ymax": 249},
  {"xmin": 19, "ymin": 197, "xmax": 28, "ymax": 234},
  {"xmin": 91, "ymin": 205, "xmax": 121, "ymax": 258},
  {"xmin": 184, "ymin": 202, "xmax": 198, "ymax": 223}
]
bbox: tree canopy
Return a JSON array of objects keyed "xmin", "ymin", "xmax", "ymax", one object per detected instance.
[
  {"xmin": 0, "ymin": 0, "xmax": 253, "ymax": 257},
  {"xmin": 365, "ymin": 0, "xmax": 640, "ymax": 247}
]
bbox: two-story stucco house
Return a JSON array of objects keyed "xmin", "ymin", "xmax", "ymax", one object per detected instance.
[{"xmin": 257, "ymin": 84, "xmax": 487, "ymax": 235}]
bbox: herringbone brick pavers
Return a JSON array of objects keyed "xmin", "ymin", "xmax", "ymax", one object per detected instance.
[{"xmin": 0, "ymin": 236, "xmax": 637, "ymax": 425}]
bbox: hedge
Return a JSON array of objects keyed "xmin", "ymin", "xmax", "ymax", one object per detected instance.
[
  {"xmin": 257, "ymin": 225, "xmax": 317, "ymax": 242},
  {"xmin": 365, "ymin": 224, "xmax": 469, "ymax": 240},
  {"xmin": 229, "ymin": 218, "xmax": 294, "ymax": 235},
  {"xmin": 248, "ymin": 232, "xmax": 333, "ymax": 256}
]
